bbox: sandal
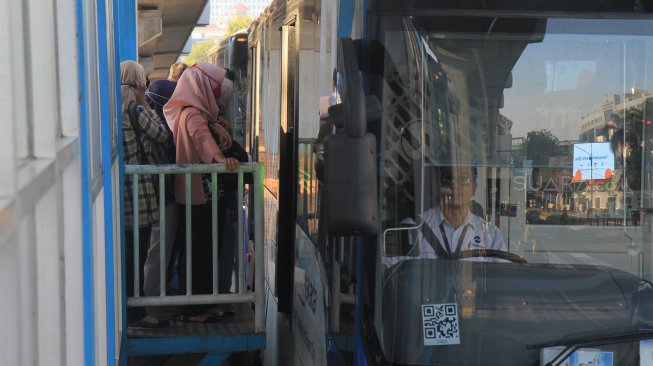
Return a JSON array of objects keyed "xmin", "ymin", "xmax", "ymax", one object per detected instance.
[
  {"xmin": 128, "ymin": 315, "xmax": 170, "ymax": 329},
  {"xmin": 184, "ymin": 313, "xmax": 221, "ymax": 323},
  {"xmin": 207, "ymin": 306, "xmax": 235, "ymax": 317}
]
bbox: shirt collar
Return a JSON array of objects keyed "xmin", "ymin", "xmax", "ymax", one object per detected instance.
[{"xmin": 426, "ymin": 207, "xmax": 477, "ymax": 231}]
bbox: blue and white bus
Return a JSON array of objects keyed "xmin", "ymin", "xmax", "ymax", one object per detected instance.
[
  {"xmin": 247, "ymin": 0, "xmax": 653, "ymax": 365},
  {"xmin": 208, "ymin": 29, "xmax": 250, "ymax": 148}
]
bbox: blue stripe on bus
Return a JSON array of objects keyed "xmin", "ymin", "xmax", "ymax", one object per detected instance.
[
  {"xmin": 338, "ymin": 0, "xmax": 355, "ymax": 37},
  {"xmin": 362, "ymin": 0, "xmax": 368, "ymax": 38},
  {"xmin": 75, "ymin": 0, "xmax": 96, "ymax": 364}
]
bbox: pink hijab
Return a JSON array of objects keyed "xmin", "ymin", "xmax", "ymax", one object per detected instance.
[{"xmin": 163, "ymin": 62, "xmax": 231, "ymax": 131}]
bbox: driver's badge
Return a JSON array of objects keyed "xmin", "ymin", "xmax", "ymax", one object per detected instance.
[{"xmin": 469, "ymin": 237, "xmax": 483, "ymax": 249}]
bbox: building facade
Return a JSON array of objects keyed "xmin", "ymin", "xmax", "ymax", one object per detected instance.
[{"xmin": 209, "ymin": 0, "xmax": 269, "ymax": 25}]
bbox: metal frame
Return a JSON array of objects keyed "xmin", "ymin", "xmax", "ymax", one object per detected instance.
[
  {"xmin": 124, "ymin": 162, "xmax": 265, "ymax": 331},
  {"xmin": 127, "ymin": 333, "xmax": 265, "ymax": 356},
  {"xmin": 330, "ymin": 237, "xmax": 356, "ymax": 333}
]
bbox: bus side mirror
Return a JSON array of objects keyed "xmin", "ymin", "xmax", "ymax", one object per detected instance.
[
  {"xmin": 322, "ymin": 37, "xmax": 379, "ymax": 236},
  {"xmin": 324, "ymin": 132, "xmax": 378, "ymax": 235}
]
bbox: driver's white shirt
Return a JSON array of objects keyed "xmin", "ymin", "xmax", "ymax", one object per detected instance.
[
  {"xmin": 416, "ymin": 207, "xmax": 506, "ymax": 257},
  {"xmin": 383, "ymin": 207, "xmax": 506, "ymax": 266}
]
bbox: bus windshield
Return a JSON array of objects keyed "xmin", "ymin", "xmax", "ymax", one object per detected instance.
[{"xmin": 369, "ymin": 14, "xmax": 653, "ymax": 365}]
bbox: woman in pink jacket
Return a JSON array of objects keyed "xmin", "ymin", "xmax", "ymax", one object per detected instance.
[{"xmin": 164, "ymin": 62, "xmax": 239, "ymax": 321}]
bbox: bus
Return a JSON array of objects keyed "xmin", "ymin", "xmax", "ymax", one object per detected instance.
[
  {"xmin": 247, "ymin": 0, "xmax": 653, "ymax": 365},
  {"xmin": 207, "ymin": 29, "xmax": 249, "ymax": 148}
]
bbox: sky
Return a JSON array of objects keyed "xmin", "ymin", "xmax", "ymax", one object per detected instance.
[{"xmin": 501, "ymin": 19, "xmax": 653, "ymax": 140}]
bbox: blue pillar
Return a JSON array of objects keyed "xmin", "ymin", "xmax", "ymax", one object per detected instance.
[
  {"xmin": 112, "ymin": 1, "xmax": 136, "ymax": 364},
  {"xmin": 74, "ymin": 0, "xmax": 95, "ymax": 364},
  {"xmin": 117, "ymin": 0, "xmax": 138, "ymax": 61},
  {"xmin": 96, "ymin": 0, "xmax": 121, "ymax": 364}
]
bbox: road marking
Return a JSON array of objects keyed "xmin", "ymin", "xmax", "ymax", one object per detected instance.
[
  {"xmin": 543, "ymin": 252, "xmax": 575, "ymax": 269},
  {"xmin": 569, "ymin": 252, "xmax": 613, "ymax": 268}
]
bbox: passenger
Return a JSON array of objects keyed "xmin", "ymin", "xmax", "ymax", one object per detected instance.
[
  {"xmin": 385, "ymin": 165, "xmax": 506, "ymax": 267},
  {"xmin": 142, "ymin": 63, "xmax": 188, "ymax": 285},
  {"xmin": 315, "ymin": 68, "xmax": 342, "ymax": 254},
  {"xmin": 119, "ymin": 60, "xmax": 170, "ymax": 325},
  {"xmin": 130, "ymin": 62, "xmax": 188, "ymax": 329},
  {"xmin": 146, "ymin": 62, "xmax": 188, "ymax": 123},
  {"xmin": 163, "ymin": 62, "xmax": 239, "ymax": 322},
  {"xmin": 209, "ymin": 111, "xmax": 247, "ymax": 302},
  {"xmin": 316, "ymin": 67, "xmax": 341, "ymax": 146}
]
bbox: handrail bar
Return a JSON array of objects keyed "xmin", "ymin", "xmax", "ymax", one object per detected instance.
[
  {"xmin": 124, "ymin": 162, "xmax": 265, "ymax": 331},
  {"xmin": 125, "ymin": 162, "xmax": 260, "ymax": 174},
  {"xmin": 128, "ymin": 293, "xmax": 255, "ymax": 307}
]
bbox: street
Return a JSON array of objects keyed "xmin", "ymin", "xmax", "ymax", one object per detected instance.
[{"xmin": 506, "ymin": 220, "xmax": 646, "ymax": 276}]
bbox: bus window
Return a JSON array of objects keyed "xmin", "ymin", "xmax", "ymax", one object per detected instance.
[{"xmin": 367, "ymin": 14, "xmax": 653, "ymax": 366}]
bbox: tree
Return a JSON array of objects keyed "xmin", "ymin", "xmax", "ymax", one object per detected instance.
[
  {"xmin": 520, "ymin": 129, "xmax": 559, "ymax": 166},
  {"xmin": 183, "ymin": 40, "xmax": 216, "ymax": 65},
  {"xmin": 610, "ymin": 108, "xmax": 643, "ymax": 191},
  {"xmin": 227, "ymin": 15, "xmax": 254, "ymax": 36}
]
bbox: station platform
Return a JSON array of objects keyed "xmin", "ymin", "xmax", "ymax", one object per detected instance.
[{"xmin": 127, "ymin": 303, "xmax": 265, "ymax": 365}]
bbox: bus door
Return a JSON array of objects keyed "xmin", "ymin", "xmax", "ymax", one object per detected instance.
[
  {"xmin": 278, "ymin": 19, "xmax": 299, "ymax": 313},
  {"xmin": 249, "ymin": 43, "xmax": 261, "ymax": 161}
]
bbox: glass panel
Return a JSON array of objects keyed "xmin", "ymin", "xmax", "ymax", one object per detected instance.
[
  {"xmin": 373, "ymin": 15, "xmax": 653, "ymax": 366},
  {"xmin": 260, "ymin": 25, "xmax": 279, "ymax": 198},
  {"xmin": 85, "ymin": 0, "xmax": 102, "ymax": 184},
  {"xmin": 296, "ymin": 138, "xmax": 319, "ymax": 241},
  {"xmin": 233, "ymin": 66, "xmax": 248, "ymax": 147}
]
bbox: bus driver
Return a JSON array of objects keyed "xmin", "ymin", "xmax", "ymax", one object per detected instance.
[
  {"xmin": 418, "ymin": 165, "xmax": 506, "ymax": 257},
  {"xmin": 385, "ymin": 165, "xmax": 506, "ymax": 266}
]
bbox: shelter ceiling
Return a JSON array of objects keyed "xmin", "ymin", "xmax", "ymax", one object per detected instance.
[{"xmin": 138, "ymin": 0, "xmax": 208, "ymax": 80}]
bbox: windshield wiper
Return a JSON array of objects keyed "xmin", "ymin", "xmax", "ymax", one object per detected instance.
[{"xmin": 527, "ymin": 327, "xmax": 653, "ymax": 366}]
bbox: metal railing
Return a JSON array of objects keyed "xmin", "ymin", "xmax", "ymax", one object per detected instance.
[
  {"xmin": 124, "ymin": 163, "xmax": 264, "ymax": 331},
  {"xmin": 330, "ymin": 237, "xmax": 356, "ymax": 333}
]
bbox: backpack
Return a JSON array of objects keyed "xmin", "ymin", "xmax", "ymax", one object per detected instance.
[
  {"xmin": 127, "ymin": 101, "xmax": 171, "ymax": 165},
  {"xmin": 200, "ymin": 120, "xmax": 253, "ymax": 201},
  {"xmin": 127, "ymin": 102, "xmax": 175, "ymax": 201}
]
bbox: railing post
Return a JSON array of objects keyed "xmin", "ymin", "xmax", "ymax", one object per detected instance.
[
  {"xmin": 331, "ymin": 246, "xmax": 341, "ymax": 333},
  {"xmin": 185, "ymin": 173, "xmax": 192, "ymax": 295},
  {"xmin": 159, "ymin": 173, "xmax": 166, "ymax": 296},
  {"xmin": 212, "ymin": 172, "xmax": 219, "ymax": 295},
  {"xmin": 255, "ymin": 163, "xmax": 265, "ymax": 331},
  {"xmin": 237, "ymin": 171, "xmax": 244, "ymax": 295},
  {"xmin": 132, "ymin": 174, "xmax": 140, "ymax": 298},
  {"xmin": 123, "ymin": 164, "xmax": 264, "ymax": 321}
]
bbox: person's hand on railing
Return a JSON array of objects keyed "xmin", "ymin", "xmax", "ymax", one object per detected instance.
[
  {"xmin": 213, "ymin": 152, "xmax": 240, "ymax": 173},
  {"xmin": 223, "ymin": 157, "xmax": 239, "ymax": 172}
]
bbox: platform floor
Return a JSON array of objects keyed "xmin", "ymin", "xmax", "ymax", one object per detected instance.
[
  {"xmin": 128, "ymin": 303, "xmax": 256, "ymax": 338},
  {"xmin": 129, "ymin": 351, "xmax": 261, "ymax": 366}
]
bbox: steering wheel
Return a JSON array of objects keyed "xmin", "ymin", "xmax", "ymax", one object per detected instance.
[{"xmin": 452, "ymin": 249, "xmax": 528, "ymax": 263}]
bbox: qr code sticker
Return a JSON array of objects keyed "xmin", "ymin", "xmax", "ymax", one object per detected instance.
[{"xmin": 422, "ymin": 303, "xmax": 460, "ymax": 346}]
